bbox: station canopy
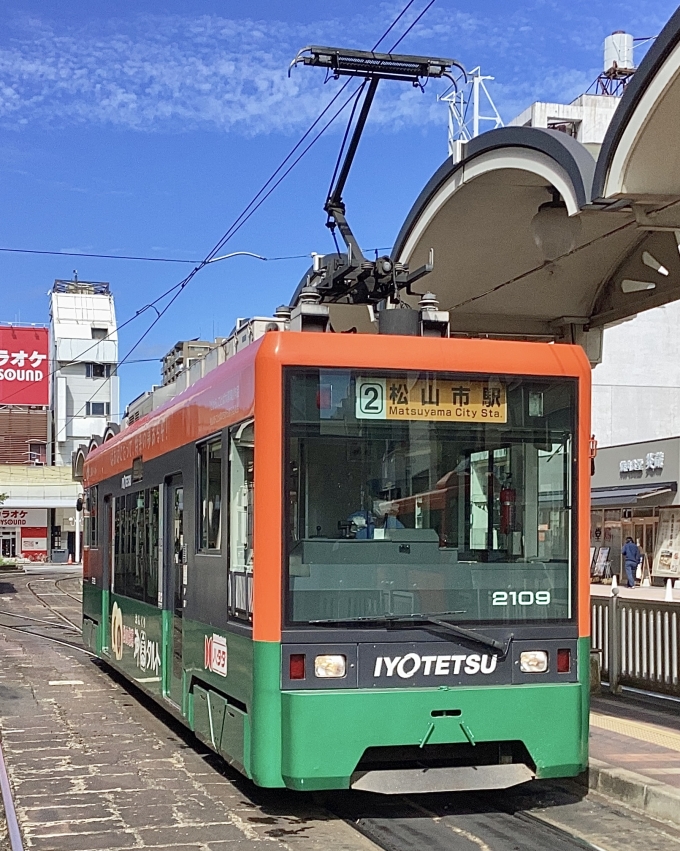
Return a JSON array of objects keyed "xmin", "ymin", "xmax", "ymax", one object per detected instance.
[
  {"xmin": 390, "ymin": 8, "xmax": 680, "ymax": 358},
  {"xmin": 293, "ymin": 8, "xmax": 680, "ymax": 364}
]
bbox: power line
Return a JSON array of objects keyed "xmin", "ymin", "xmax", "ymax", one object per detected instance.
[
  {"xmin": 201, "ymin": 0, "xmax": 428, "ymax": 263},
  {"xmin": 13, "ymin": 2, "xmax": 436, "ymax": 428},
  {"xmin": 0, "ymin": 246, "xmax": 390, "ymax": 264}
]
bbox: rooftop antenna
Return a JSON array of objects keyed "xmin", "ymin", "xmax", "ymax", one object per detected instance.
[
  {"xmin": 439, "ymin": 66, "xmax": 503, "ymax": 161},
  {"xmin": 289, "ymin": 45, "xmax": 465, "ymax": 304}
]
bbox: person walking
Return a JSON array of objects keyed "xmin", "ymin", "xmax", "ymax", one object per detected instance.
[{"xmin": 621, "ymin": 536, "xmax": 641, "ymax": 588}]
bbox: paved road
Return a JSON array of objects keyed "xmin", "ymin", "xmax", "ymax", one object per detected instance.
[
  {"xmin": 0, "ymin": 571, "xmax": 375, "ymax": 851},
  {"xmin": 2, "ymin": 571, "xmax": 680, "ymax": 851}
]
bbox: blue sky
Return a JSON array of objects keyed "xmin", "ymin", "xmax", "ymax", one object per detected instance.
[{"xmin": 0, "ymin": 0, "xmax": 676, "ymax": 412}]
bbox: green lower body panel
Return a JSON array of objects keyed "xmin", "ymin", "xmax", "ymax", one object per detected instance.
[
  {"xmin": 270, "ymin": 637, "xmax": 590, "ymax": 791},
  {"xmin": 193, "ymin": 686, "xmax": 247, "ymax": 774},
  {"xmin": 88, "ymin": 610, "xmax": 589, "ymax": 793},
  {"xmin": 279, "ymin": 682, "xmax": 586, "ymax": 790}
]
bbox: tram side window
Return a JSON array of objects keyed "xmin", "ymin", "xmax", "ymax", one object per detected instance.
[
  {"xmin": 229, "ymin": 421, "xmax": 254, "ymax": 621},
  {"xmin": 83, "ymin": 486, "xmax": 98, "ymax": 549},
  {"xmin": 90, "ymin": 486, "xmax": 98, "ymax": 548},
  {"xmin": 198, "ymin": 438, "xmax": 222, "ymax": 551},
  {"xmin": 113, "ymin": 487, "xmax": 159, "ymax": 605}
]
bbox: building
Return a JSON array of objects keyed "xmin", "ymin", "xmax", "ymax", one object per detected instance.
[
  {"xmin": 510, "ymin": 94, "xmax": 621, "ymax": 157},
  {"xmin": 590, "ymin": 436, "xmax": 680, "ymax": 582},
  {"xmin": 0, "ymin": 465, "xmax": 81, "ymax": 562},
  {"xmin": 0, "ymin": 324, "xmax": 49, "ymax": 465},
  {"xmin": 49, "ymin": 278, "xmax": 119, "ymax": 467},
  {"xmin": 0, "ymin": 278, "xmax": 119, "ymax": 563},
  {"xmin": 161, "ymin": 339, "xmax": 216, "ymax": 387}
]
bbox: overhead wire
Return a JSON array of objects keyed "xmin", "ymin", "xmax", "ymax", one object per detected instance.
[
  {"xmin": 55, "ymin": 0, "xmax": 438, "ymax": 434},
  {"xmin": 201, "ymin": 0, "xmax": 428, "ymax": 263},
  {"xmin": 0, "ymin": 246, "xmax": 391, "ymax": 264}
]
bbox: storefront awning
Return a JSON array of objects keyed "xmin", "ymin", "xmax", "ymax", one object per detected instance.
[
  {"xmin": 591, "ymin": 482, "xmax": 677, "ymax": 507},
  {"xmin": 0, "ymin": 465, "xmax": 81, "ymax": 510}
]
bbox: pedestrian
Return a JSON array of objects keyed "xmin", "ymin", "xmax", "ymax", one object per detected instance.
[{"xmin": 621, "ymin": 536, "xmax": 641, "ymax": 588}]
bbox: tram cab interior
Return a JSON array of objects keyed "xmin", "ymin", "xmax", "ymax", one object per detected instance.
[{"xmin": 286, "ymin": 368, "xmax": 576, "ymax": 626}]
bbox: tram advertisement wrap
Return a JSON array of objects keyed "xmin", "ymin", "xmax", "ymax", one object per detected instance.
[
  {"xmin": 0, "ymin": 326, "xmax": 48, "ymax": 406},
  {"xmin": 109, "ymin": 599, "xmax": 163, "ymax": 693},
  {"xmin": 355, "ymin": 376, "xmax": 507, "ymax": 423}
]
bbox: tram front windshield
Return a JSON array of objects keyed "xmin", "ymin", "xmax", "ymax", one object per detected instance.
[{"xmin": 286, "ymin": 368, "xmax": 577, "ymax": 625}]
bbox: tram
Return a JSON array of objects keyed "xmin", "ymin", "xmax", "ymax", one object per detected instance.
[{"xmin": 81, "ymin": 312, "xmax": 591, "ymax": 794}]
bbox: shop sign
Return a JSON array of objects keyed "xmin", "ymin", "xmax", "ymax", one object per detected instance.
[
  {"xmin": 22, "ymin": 538, "xmax": 47, "ymax": 551},
  {"xmin": 0, "ymin": 327, "xmax": 48, "ymax": 406},
  {"xmin": 620, "ymin": 451, "xmax": 664, "ymax": 474},
  {"xmin": 356, "ymin": 377, "xmax": 507, "ymax": 423},
  {"xmin": 0, "ymin": 509, "xmax": 47, "ymax": 528},
  {"xmin": 653, "ymin": 508, "xmax": 680, "ymax": 576}
]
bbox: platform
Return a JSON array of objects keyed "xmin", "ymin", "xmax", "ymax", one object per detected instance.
[{"xmin": 588, "ymin": 692, "xmax": 680, "ymax": 826}]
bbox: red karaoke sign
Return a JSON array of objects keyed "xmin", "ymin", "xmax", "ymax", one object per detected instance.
[{"xmin": 0, "ymin": 327, "xmax": 49, "ymax": 406}]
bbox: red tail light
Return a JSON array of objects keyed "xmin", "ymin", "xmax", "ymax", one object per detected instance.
[
  {"xmin": 557, "ymin": 648, "xmax": 571, "ymax": 673},
  {"xmin": 290, "ymin": 654, "xmax": 306, "ymax": 680}
]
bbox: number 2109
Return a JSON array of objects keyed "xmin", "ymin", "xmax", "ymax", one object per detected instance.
[{"xmin": 492, "ymin": 590, "xmax": 551, "ymax": 606}]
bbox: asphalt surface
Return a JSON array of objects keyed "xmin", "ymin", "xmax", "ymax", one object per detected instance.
[{"xmin": 1, "ymin": 569, "xmax": 680, "ymax": 851}]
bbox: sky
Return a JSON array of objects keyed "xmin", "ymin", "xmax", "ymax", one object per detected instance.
[{"xmin": 0, "ymin": 0, "xmax": 676, "ymax": 413}]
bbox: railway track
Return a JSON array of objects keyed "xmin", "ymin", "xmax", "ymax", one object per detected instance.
[
  {"xmin": 328, "ymin": 789, "xmax": 604, "ymax": 851},
  {"xmin": 1, "ymin": 573, "xmax": 679, "ymax": 851},
  {"xmin": 0, "ymin": 571, "xmax": 89, "ymax": 655}
]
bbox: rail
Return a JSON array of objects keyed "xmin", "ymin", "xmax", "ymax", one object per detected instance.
[
  {"xmin": 591, "ymin": 593, "xmax": 680, "ymax": 696},
  {"xmin": 0, "ymin": 737, "xmax": 24, "ymax": 851}
]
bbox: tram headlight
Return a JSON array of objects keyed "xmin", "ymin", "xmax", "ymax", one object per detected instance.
[
  {"xmin": 314, "ymin": 654, "xmax": 346, "ymax": 678},
  {"xmin": 519, "ymin": 651, "xmax": 548, "ymax": 673}
]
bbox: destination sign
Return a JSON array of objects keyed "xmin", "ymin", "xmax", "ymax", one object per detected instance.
[{"xmin": 355, "ymin": 377, "xmax": 507, "ymax": 423}]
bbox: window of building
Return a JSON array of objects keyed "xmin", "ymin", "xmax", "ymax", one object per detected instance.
[
  {"xmin": 28, "ymin": 443, "xmax": 46, "ymax": 464},
  {"xmin": 113, "ymin": 488, "xmax": 159, "ymax": 605},
  {"xmin": 91, "ymin": 327, "xmax": 108, "ymax": 340},
  {"xmin": 86, "ymin": 363, "xmax": 112, "ymax": 378},
  {"xmin": 86, "ymin": 402, "xmax": 110, "ymax": 417},
  {"xmin": 198, "ymin": 438, "xmax": 222, "ymax": 551}
]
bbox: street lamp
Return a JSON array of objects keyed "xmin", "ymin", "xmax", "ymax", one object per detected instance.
[{"xmin": 205, "ymin": 251, "xmax": 267, "ymax": 264}]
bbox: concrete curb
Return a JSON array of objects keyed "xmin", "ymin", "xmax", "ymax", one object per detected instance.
[{"xmin": 579, "ymin": 758, "xmax": 680, "ymax": 827}]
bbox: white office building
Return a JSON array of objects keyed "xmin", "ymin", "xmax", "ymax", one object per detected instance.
[{"xmin": 49, "ymin": 279, "xmax": 119, "ymax": 467}]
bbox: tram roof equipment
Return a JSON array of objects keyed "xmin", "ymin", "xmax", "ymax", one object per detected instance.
[{"xmin": 290, "ymin": 46, "xmax": 465, "ymax": 306}]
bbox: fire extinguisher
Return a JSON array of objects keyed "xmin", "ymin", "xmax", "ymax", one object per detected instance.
[{"xmin": 500, "ymin": 476, "xmax": 516, "ymax": 535}]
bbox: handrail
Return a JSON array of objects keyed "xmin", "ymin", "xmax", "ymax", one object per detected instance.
[{"xmin": 591, "ymin": 593, "xmax": 680, "ymax": 696}]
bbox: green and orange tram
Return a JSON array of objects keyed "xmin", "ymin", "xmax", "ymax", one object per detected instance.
[{"xmin": 81, "ymin": 319, "xmax": 591, "ymax": 794}]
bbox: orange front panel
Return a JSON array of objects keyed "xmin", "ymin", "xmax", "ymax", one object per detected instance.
[
  {"xmin": 577, "ymin": 362, "xmax": 592, "ymax": 639},
  {"xmin": 252, "ymin": 341, "xmax": 284, "ymax": 642},
  {"xmin": 250, "ymin": 332, "xmax": 592, "ymax": 643}
]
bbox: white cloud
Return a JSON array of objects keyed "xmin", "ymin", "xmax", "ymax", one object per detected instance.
[{"xmin": 0, "ymin": 1, "xmax": 675, "ymax": 134}]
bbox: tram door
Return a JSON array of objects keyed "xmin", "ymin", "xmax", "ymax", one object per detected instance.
[{"xmin": 166, "ymin": 476, "xmax": 185, "ymax": 707}]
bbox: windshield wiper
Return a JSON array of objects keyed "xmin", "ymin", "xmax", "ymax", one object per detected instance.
[
  {"xmin": 309, "ymin": 612, "xmax": 512, "ymax": 657},
  {"xmin": 309, "ymin": 610, "xmax": 465, "ymax": 625},
  {"xmin": 411, "ymin": 617, "xmax": 511, "ymax": 656}
]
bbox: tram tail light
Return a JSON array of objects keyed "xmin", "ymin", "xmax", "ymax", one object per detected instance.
[
  {"xmin": 557, "ymin": 648, "xmax": 571, "ymax": 673},
  {"xmin": 519, "ymin": 651, "xmax": 548, "ymax": 673},
  {"xmin": 314, "ymin": 654, "xmax": 346, "ymax": 678},
  {"xmin": 290, "ymin": 654, "xmax": 306, "ymax": 680}
]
